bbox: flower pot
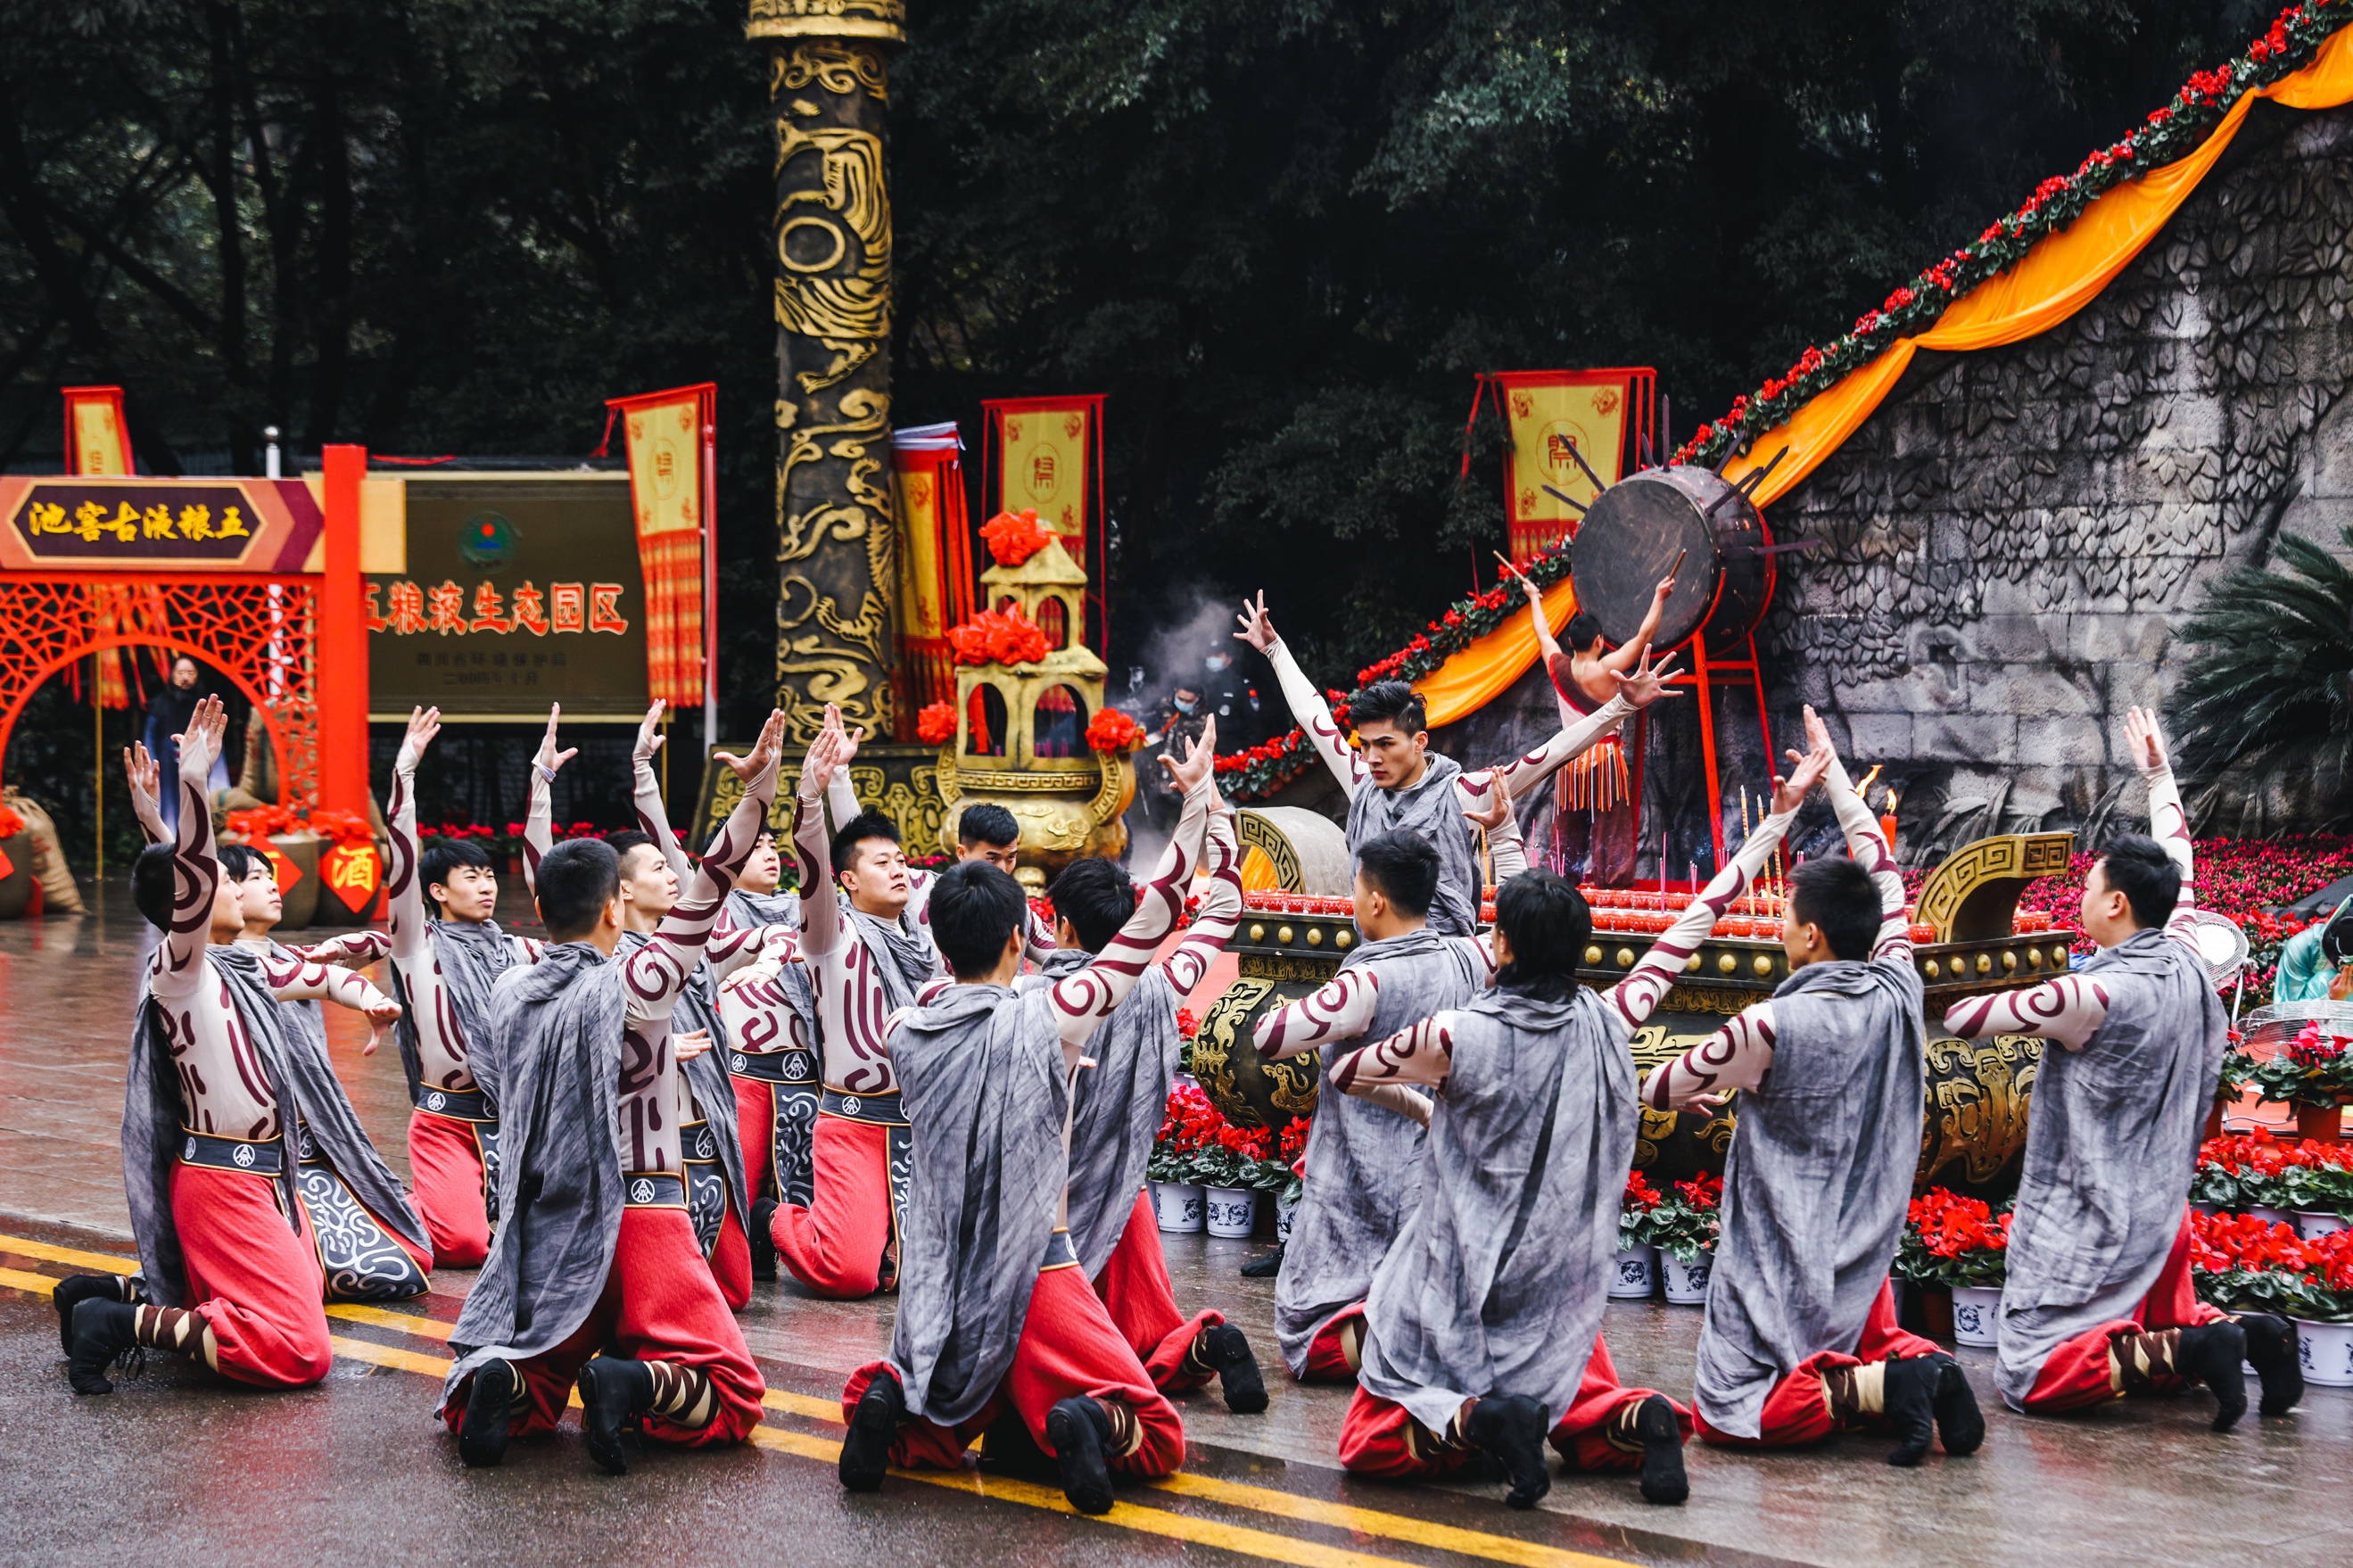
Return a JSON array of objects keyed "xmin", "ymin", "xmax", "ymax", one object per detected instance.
[
  {"xmin": 1950, "ymin": 1285, "xmax": 2002, "ymax": 1349},
  {"xmin": 1204, "ymin": 1186, "xmax": 1259, "ymax": 1237},
  {"xmin": 1660, "ymin": 1254, "xmax": 1711, "ymax": 1304},
  {"xmin": 1152, "ymin": 1181, "xmax": 1204, "ymax": 1234},
  {"xmin": 1275, "ymin": 1192, "xmax": 1299, "ymax": 1246},
  {"xmin": 1608, "ymin": 1242, "xmax": 1657, "ymax": 1300},
  {"xmin": 2246, "ymin": 1205, "xmax": 2298, "ymax": 1230},
  {"xmin": 2294, "ymin": 1319, "xmax": 2353, "ymax": 1387},
  {"xmin": 2295, "ymin": 1210, "xmax": 2350, "ymax": 1241},
  {"xmin": 2297, "ymin": 1102, "xmax": 2347, "ymax": 1143}
]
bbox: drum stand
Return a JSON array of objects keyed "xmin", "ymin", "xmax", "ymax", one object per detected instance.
[{"xmin": 1629, "ymin": 627, "xmax": 1775, "ymax": 879}]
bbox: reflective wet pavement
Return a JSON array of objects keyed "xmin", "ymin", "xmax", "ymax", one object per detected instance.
[{"xmin": 3, "ymin": 886, "xmax": 2349, "ymax": 1567}]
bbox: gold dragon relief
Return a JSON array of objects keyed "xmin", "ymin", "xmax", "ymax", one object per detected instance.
[
  {"xmin": 1626, "ymin": 1024, "xmax": 1739, "ymax": 1172},
  {"xmin": 747, "ymin": 0, "xmax": 907, "ymax": 45},
  {"xmin": 771, "ymin": 38, "xmax": 890, "ymax": 102},
  {"xmin": 1917, "ymin": 1032, "xmax": 2042, "ymax": 1193},
  {"xmin": 1191, "ymin": 980, "xmax": 1276, "ymax": 1124}
]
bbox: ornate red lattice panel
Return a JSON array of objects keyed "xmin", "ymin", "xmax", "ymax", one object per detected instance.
[{"xmin": 0, "ymin": 575, "xmax": 318, "ymax": 807}]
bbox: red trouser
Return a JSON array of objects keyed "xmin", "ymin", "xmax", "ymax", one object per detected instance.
[
  {"xmin": 709, "ymin": 1205, "xmax": 752, "ymax": 1310},
  {"xmin": 1694, "ymin": 1282, "xmax": 1943, "ymax": 1447},
  {"xmin": 1339, "ymin": 1333, "xmax": 1685, "ymax": 1476},
  {"xmin": 843, "ymin": 1263, "xmax": 1185, "ymax": 1477},
  {"xmin": 1094, "ymin": 1193, "xmax": 1223, "ymax": 1393},
  {"xmin": 408, "ymin": 1110, "xmax": 491, "ymax": 1268},
  {"xmin": 1301, "ymin": 1302, "xmax": 1367, "ymax": 1383},
  {"xmin": 442, "ymin": 1207, "xmax": 766, "ymax": 1446},
  {"xmin": 169, "ymin": 1162, "xmax": 334, "ymax": 1389},
  {"xmin": 2023, "ymin": 1211, "xmax": 2225, "ymax": 1414},
  {"xmin": 733, "ymin": 1077, "xmax": 774, "ymax": 1201},
  {"xmin": 772, "ymin": 1113, "xmax": 892, "ymax": 1299}
]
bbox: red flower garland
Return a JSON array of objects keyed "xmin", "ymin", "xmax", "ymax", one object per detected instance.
[
  {"xmin": 979, "ymin": 508, "xmax": 1057, "ymax": 566},
  {"xmin": 947, "ymin": 607, "xmax": 1051, "ymax": 667},
  {"xmin": 1086, "ymin": 707, "xmax": 1144, "ymax": 753},
  {"xmin": 915, "ymin": 700, "xmax": 957, "ymax": 745}
]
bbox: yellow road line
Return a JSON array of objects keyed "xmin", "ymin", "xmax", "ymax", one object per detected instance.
[
  {"xmin": 2, "ymin": 1266, "xmax": 59, "ymax": 1295},
  {"xmin": 1153, "ymin": 1473, "xmax": 1636, "ymax": 1568},
  {"xmin": 0, "ymin": 1236, "xmax": 137, "ymax": 1275},
  {"xmin": 328, "ymin": 1301, "xmax": 453, "ymax": 1340},
  {"xmin": 329, "ymin": 1333, "xmax": 455, "ymax": 1379}
]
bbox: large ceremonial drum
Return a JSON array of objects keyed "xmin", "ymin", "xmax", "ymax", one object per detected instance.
[{"xmin": 1570, "ymin": 465, "xmax": 1772, "ymax": 651}]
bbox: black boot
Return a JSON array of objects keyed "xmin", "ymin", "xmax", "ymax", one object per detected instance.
[
  {"xmin": 978, "ymin": 1406, "xmax": 1056, "ymax": 1481},
  {"xmin": 1044, "ymin": 1396, "xmax": 1117, "ymax": 1515},
  {"xmin": 1881, "ymin": 1356, "xmax": 1944, "ymax": 1466},
  {"xmin": 1238, "ymin": 1246, "xmax": 1284, "ymax": 1280},
  {"xmin": 66, "ymin": 1299, "xmax": 139, "ymax": 1396},
  {"xmin": 2177, "ymin": 1320, "xmax": 2250, "ymax": 1432},
  {"xmin": 749, "ymin": 1198, "xmax": 779, "ymax": 1282},
  {"xmin": 839, "ymin": 1372, "xmax": 905, "ymax": 1492},
  {"xmin": 575, "ymin": 1357, "xmax": 656, "ymax": 1475},
  {"xmin": 1632, "ymin": 1394, "xmax": 1688, "ymax": 1505},
  {"xmin": 2239, "ymin": 1313, "xmax": 2303, "ymax": 1418},
  {"xmin": 458, "ymin": 1358, "xmax": 519, "ymax": 1469},
  {"xmin": 1463, "ymin": 1394, "xmax": 1552, "ymax": 1510},
  {"xmin": 1928, "ymin": 1355, "xmax": 1986, "ymax": 1457},
  {"xmin": 1202, "ymin": 1323, "xmax": 1268, "ymax": 1414},
  {"xmin": 53, "ymin": 1274, "xmax": 134, "ymax": 1356}
]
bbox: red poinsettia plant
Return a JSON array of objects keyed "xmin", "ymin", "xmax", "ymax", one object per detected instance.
[
  {"xmin": 1086, "ymin": 707, "xmax": 1144, "ymax": 754},
  {"xmin": 1894, "ymin": 1187, "xmax": 2011, "ymax": 1289},
  {"xmin": 1619, "ymin": 1170, "xmax": 1672, "ymax": 1249},
  {"xmin": 914, "ymin": 700, "xmax": 957, "ymax": 745},
  {"xmin": 979, "ymin": 508, "xmax": 1058, "ymax": 566},
  {"xmin": 947, "ymin": 607, "xmax": 1051, "ymax": 667},
  {"xmin": 2193, "ymin": 1130, "xmax": 2353, "ymax": 1216},
  {"xmin": 2252, "ymin": 1020, "xmax": 2353, "ymax": 1109},
  {"xmin": 1650, "ymin": 1174, "xmax": 1723, "ymax": 1263},
  {"xmin": 2189, "ymin": 1209, "xmax": 2323, "ymax": 1317}
]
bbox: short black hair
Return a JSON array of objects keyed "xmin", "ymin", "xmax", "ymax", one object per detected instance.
[
  {"xmin": 2324, "ymin": 902, "xmax": 2353, "ymax": 963},
  {"xmin": 131, "ymin": 843, "xmax": 185, "ymax": 931},
  {"xmin": 602, "ymin": 829, "xmax": 666, "ymax": 878},
  {"xmin": 1789, "ymin": 856, "xmax": 1880, "ymax": 961},
  {"xmin": 2097, "ymin": 833, "xmax": 2181, "ymax": 930},
  {"xmin": 830, "ymin": 812, "xmax": 901, "ymax": 879},
  {"xmin": 419, "ymin": 836, "xmax": 492, "ymax": 912},
  {"xmin": 218, "ymin": 843, "xmax": 270, "ymax": 887},
  {"xmin": 958, "ymin": 803, "xmax": 1020, "ymax": 851},
  {"xmin": 1048, "ymin": 856, "xmax": 1135, "ymax": 953},
  {"xmin": 535, "ymin": 838, "xmax": 620, "ymax": 941},
  {"xmin": 1492, "ymin": 871, "xmax": 1589, "ymax": 1000},
  {"xmin": 1350, "ymin": 680, "xmax": 1425, "ymax": 735},
  {"xmin": 929, "ymin": 860, "xmax": 1029, "ymax": 978},
  {"xmin": 1564, "ymin": 613, "xmax": 1603, "ymax": 651},
  {"xmin": 1356, "ymin": 830, "xmax": 1440, "ymax": 919}
]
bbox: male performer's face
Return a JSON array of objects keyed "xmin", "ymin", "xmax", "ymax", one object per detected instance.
[
  {"xmin": 234, "ymin": 857, "xmax": 282, "ymax": 934},
  {"xmin": 430, "ymin": 863, "xmax": 499, "ymax": 923},
  {"xmin": 208, "ymin": 866, "xmax": 246, "ymax": 943},
  {"xmin": 739, "ymin": 831, "xmax": 781, "ymax": 895},
  {"xmin": 2079, "ymin": 858, "xmax": 2137, "ymax": 948},
  {"xmin": 617, "ymin": 844, "xmax": 680, "ymax": 920},
  {"xmin": 956, "ymin": 836, "xmax": 1020, "ymax": 875},
  {"xmin": 1354, "ymin": 718, "xmax": 1429, "ymax": 790},
  {"xmin": 838, "ymin": 834, "xmax": 911, "ymax": 916}
]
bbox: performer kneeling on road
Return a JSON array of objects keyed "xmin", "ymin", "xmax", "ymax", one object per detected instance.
[
  {"xmin": 835, "ymin": 721, "xmax": 1218, "ymax": 1514},
  {"xmin": 1644, "ymin": 707, "xmax": 1985, "ymax": 1465},
  {"xmin": 1023, "ymin": 724, "xmax": 1265, "ymax": 1412},
  {"xmin": 1235, "ymin": 589, "xmax": 1675, "ymax": 937},
  {"xmin": 436, "ymin": 709, "xmax": 788, "ymax": 1476},
  {"xmin": 1943, "ymin": 706, "xmax": 2301, "ymax": 1428},
  {"xmin": 65, "ymin": 697, "xmax": 407, "ymax": 1394}
]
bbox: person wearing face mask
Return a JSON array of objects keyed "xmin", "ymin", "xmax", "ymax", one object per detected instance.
[{"xmin": 1196, "ymin": 647, "xmax": 1268, "ymax": 749}]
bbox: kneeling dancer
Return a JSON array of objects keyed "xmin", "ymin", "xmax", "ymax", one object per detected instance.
[
  {"xmin": 836, "ymin": 724, "xmax": 1217, "ymax": 1514},
  {"xmin": 1943, "ymin": 706, "xmax": 2299, "ymax": 1427},
  {"xmin": 1645, "ymin": 710, "xmax": 1983, "ymax": 1465},
  {"xmin": 435, "ymin": 711, "xmax": 787, "ymax": 1475}
]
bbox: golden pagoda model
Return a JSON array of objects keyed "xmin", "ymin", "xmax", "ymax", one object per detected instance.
[{"xmin": 935, "ymin": 534, "xmax": 1132, "ymax": 891}]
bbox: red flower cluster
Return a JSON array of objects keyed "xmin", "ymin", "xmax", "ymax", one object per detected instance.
[
  {"xmin": 978, "ymin": 508, "xmax": 1057, "ymax": 566},
  {"xmin": 2290, "ymin": 1020, "xmax": 2349, "ymax": 1069},
  {"xmin": 1086, "ymin": 707, "xmax": 1144, "ymax": 753},
  {"xmin": 915, "ymin": 700, "xmax": 957, "ymax": 745},
  {"xmin": 1907, "ymin": 1188, "xmax": 2011, "ymax": 1259},
  {"xmin": 1278, "ymin": 1116, "xmax": 1311, "ymax": 1165},
  {"xmin": 1176, "ymin": 1006, "xmax": 1199, "ymax": 1041},
  {"xmin": 2189, "ymin": 1209, "xmax": 2312, "ymax": 1275},
  {"xmin": 1623, "ymin": 1171, "xmax": 1664, "ymax": 1211},
  {"xmin": 947, "ymin": 607, "xmax": 1050, "ymax": 667},
  {"xmin": 1155, "ymin": 1084, "xmax": 1226, "ymax": 1156},
  {"xmin": 1216, "ymin": 1123, "xmax": 1274, "ymax": 1161},
  {"xmin": 225, "ymin": 804, "xmax": 297, "ymax": 839},
  {"xmin": 1672, "ymin": 1174, "xmax": 1723, "ymax": 1212}
]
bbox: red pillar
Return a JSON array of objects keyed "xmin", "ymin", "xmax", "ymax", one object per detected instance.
[{"xmin": 318, "ymin": 444, "xmax": 370, "ymax": 823}]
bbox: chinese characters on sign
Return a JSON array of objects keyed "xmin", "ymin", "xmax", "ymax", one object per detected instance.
[
  {"xmin": 366, "ymin": 580, "xmax": 630, "ymax": 638},
  {"xmin": 8, "ymin": 483, "xmax": 268, "ymax": 562}
]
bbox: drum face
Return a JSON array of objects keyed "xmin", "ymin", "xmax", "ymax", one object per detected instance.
[{"xmin": 1570, "ymin": 466, "xmax": 1772, "ymax": 651}]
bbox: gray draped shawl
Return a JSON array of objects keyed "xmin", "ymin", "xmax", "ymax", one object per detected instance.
[
  {"xmin": 615, "ymin": 932, "xmax": 749, "ymax": 1237},
  {"xmin": 1347, "ymin": 752, "xmax": 1481, "ymax": 937},
  {"xmin": 440, "ymin": 944, "xmax": 629, "ymax": 1406},
  {"xmin": 1276, "ymin": 925, "xmax": 1486, "ymax": 1374},
  {"xmin": 1695, "ymin": 954, "xmax": 1925, "ymax": 1437},
  {"xmin": 1019, "ymin": 949, "xmax": 1179, "ymax": 1278},
  {"xmin": 1995, "ymin": 928, "xmax": 2225, "ymax": 1407},
  {"xmin": 885, "ymin": 984, "xmax": 1069, "ymax": 1425},
  {"xmin": 849, "ymin": 903, "xmax": 943, "ymax": 1012},
  {"xmin": 1358, "ymin": 984, "xmax": 1635, "ymax": 1432},
  {"xmin": 727, "ymin": 888, "xmax": 802, "ymax": 928},
  {"xmin": 389, "ymin": 918, "xmax": 520, "ymax": 1110}
]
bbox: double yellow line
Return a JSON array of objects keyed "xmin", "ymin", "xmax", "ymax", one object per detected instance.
[{"xmin": 2, "ymin": 1232, "xmax": 1635, "ymax": 1568}]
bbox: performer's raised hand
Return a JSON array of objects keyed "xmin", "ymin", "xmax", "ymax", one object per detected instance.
[
  {"xmin": 1802, "ymin": 702, "xmax": 1837, "ymax": 759},
  {"xmin": 533, "ymin": 703, "xmax": 578, "ymax": 780},
  {"xmin": 1163, "ymin": 712, "xmax": 1218, "ymax": 795},
  {"xmin": 633, "ymin": 700, "xmax": 666, "ymax": 763},
  {"xmin": 717, "ymin": 707, "xmax": 788, "ymax": 790},
  {"xmin": 1609, "ymin": 644, "xmax": 1683, "ymax": 709},
  {"xmin": 360, "ymin": 996, "xmax": 402, "ymax": 1056},
  {"xmin": 2123, "ymin": 705, "xmax": 2167, "ymax": 776},
  {"xmin": 1651, "ymin": 571, "xmax": 1679, "ymax": 606},
  {"xmin": 396, "ymin": 706, "xmax": 442, "ymax": 774},
  {"xmin": 797, "ymin": 723, "xmax": 843, "ymax": 800},
  {"xmin": 824, "ymin": 700, "xmax": 866, "ymax": 765},
  {"xmin": 1234, "ymin": 591, "xmax": 1278, "ymax": 653},
  {"xmin": 673, "ymin": 1027, "xmax": 714, "ymax": 1062},
  {"xmin": 1771, "ymin": 738, "xmax": 1837, "ymax": 815},
  {"xmin": 1462, "ymin": 772, "xmax": 1513, "ymax": 833},
  {"xmin": 175, "ymin": 694, "xmax": 227, "ymax": 780},
  {"xmin": 123, "ymin": 741, "xmax": 160, "ymax": 806}
]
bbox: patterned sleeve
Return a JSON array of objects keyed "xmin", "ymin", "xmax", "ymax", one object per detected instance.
[
  {"xmin": 624, "ymin": 761, "xmax": 775, "ymax": 1025},
  {"xmin": 1943, "ymin": 975, "xmax": 2111, "ymax": 1052},
  {"xmin": 1267, "ymin": 641, "xmax": 1367, "ymax": 793},
  {"xmin": 263, "ymin": 950, "xmax": 395, "ymax": 1012},
  {"xmin": 1478, "ymin": 694, "xmax": 1633, "ymax": 801},
  {"xmin": 384, "ymin": 762, "xmax": 426, "ymax": 968},
  {"xmin": 1640, "ymin": 1003, "xmax": 1777, "ymax": 1110},
  {"xmin": 1468, "ymin": 774, "xmax": 1529, "ymax": 882},
  {"xmin": 150, "ymin": 754, "xmax": 218, "ymax": 1003},
  {"xmin": 1160, "ymin": 803, "xmax": 1242, "ymax": 996},
  {"xmin": 1328, "ymin": 1011, "xmax": 1457, "ymax": 1092},
  {"xmin": 1824, "ymin": 754, "xmax": 1909, "ymax": 961},
  {"xmin": 521, "ymin": 756, "xmax": 554, "ymax": 897},
  {"xmin": 2143, "ymin": 759, "xmax": 2199, "ymax": 944},
  {"xmin": 1609, "ymin": 807, "xmax": 1793, "ymax": 1028},
  {"xmin": 789, "ymin": 789, "xmax": 844, "ymax": 961},
  {"xmin": 1253, "ymin": 969, "xmax": 1379, "ymax": 1058},
  {"xmin": 285, "ymin": 928, "xmax": 392, "ymax": 967},
  {"xmin": 1050, "ymin": 783, "xmax": 1209, "ymax": 1050},
  {"xmin": 632, "ymin": 750, "xmax": 696, "ymax": 883}
]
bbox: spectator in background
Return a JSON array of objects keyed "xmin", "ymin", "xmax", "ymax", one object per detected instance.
[
  {"xmin": 2274, "ymin": 894, "xmax": 2353, "ymax": 1003},
  {"xmin": 143, "ymin": 656, "xmax": 228, "ymax": 833}
]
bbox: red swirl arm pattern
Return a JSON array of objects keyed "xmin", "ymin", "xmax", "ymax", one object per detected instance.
[
  {"xmin": 1640, "ymin": 1003, "xmax": 1778, "ymax": 1110},
  {"xmin": 1267, "ymin": 641, "xmax": 1368, "ymax": 792},
  {"xmin": 262, "ymin": 951, "xmax": 393, "ymax": 1013},
  {"xmin": 152, "ymin": 771, "xmax": 217, "ymax": 1001},
  {"xmin": 1481, "ymin": 693, "xmax": 1632, "ymax": 803},
  {"xmin": 1051, "ymin": 783, "xmax": 1210, "ymax": 1053},
  {"xmin": 1611, "ymin": 807, "xmax": 1794, "ymax": 1028},
  {"xmin": 1255, "ymin": 970, "xmax": 1378, "ymax": 1059},
  {"xmin": 2142, "ymin": 762, "xmax": 2201, "ymax": 945},
  {"xmin": 623, "ymin": 757, "xmax": 776, "ymax": 1026},
  {"xmin": 1824, "ymin": 755, "xmax": 1909, "ymax": 961},
  {"xmin": 632, "ymin": 752, "xmax": 696, "ymax": 884},
  {"xmin": 384, "ymin": 768, "xmax": 426, "ymax": 968},
  {"xmin": 1943, "ymin": 974, "xmax": 2111, "ymax": 1051},
  {"xmin": 1329, "ymin": 1011, "xmax": 1457, "ymax": 1094},
  {"xmin": 1161, "ymin": 805, "xmax": 1243, "ymax": 996}
]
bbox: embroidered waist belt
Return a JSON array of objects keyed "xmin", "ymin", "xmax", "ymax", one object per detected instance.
[
  {"xmin": 680, "ymin": 1119, "xmax": 723, "ymax": 1165},
  {"xmin": 820, "ymin": 1088, "xmax": 907, "ymax": 1126},
  {"xmin": 730, "ymin": 1047, "xmax": 818, "ymax": 1085},
  {"xmin": 1039, "ymin": 1228, "xmax": 1079, "ymax": 1272},
  {"xmin": 179, "ymin": 1130, "xmax": 285, "ymax": 1176},
  {"xmin": 412, "ymin": 1085, "xmax": 494, "ymax": 1122},
  {"xmin": 622, "ymin": 1172, "xmax": 687, "ymax": 1209}
]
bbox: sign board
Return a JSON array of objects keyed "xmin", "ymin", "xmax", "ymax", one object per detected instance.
[{"xmin": 0, "ymin": 477, "xmax": 325, "ymax": 572}]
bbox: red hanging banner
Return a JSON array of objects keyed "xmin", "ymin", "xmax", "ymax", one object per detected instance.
[
  {"xmin": 890, "ymin": 422, "xmax": 969, "ymax": 738},
  {"xmin": 606, "ymin": 383, "xmax": 716, "ymax": 708},
  {"xmin": 62, "ymin": 385, "xmax": 133, "ymax": 476},
  {"xmin": 981, "ymin": 395, "xmax": 1106, "ymax": 652},
  {"xmin": 1470, "ymin": 368, "xmax": 1656, "ymax": 563}
]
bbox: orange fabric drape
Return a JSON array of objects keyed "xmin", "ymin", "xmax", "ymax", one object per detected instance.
[{"xmin": 1415, "ymin": 25, "xmax": 2353, "ymax": 723}]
